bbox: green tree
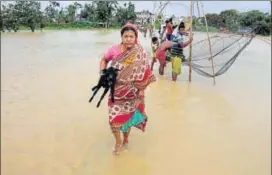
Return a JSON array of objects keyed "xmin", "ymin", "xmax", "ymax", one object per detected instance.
[
  {"xmin": 115, "ymin": 2, "xmax": 137, "ymax": 26},
  {"xmin": 56, "ymin": 7, "xmax": 67, "ymax": 23},
  {"xmin": 240, "ymin": 10, "xmax": 265, "ymax": 27},
  {"xmin": 254, "ymin": 20, "xmax": 270, "ymax": 35},
  {"xmin": 44, "ymin": 1, "xmax": 60, "ymax": 23},
  {"xmin": 205, "ymin": 13, "xmax": 220, "ymax": 27},
  {"xmin": 1, "ymin": 4, "xmax": 14, "ymax": 32},
  {"xmin": 239, "ymin": 10, "xmax": 271, "ymax": 35},
  {"xmin": 126, "ymin": 2, "xmax": 137, "ymax": 22},
  {"xmin": 115, "ymin": 7, "xmax": 128, "ymax": 26},
  {"xmin": 80, "ymin": 2, "xmax": 96, "ymax": 21},
  {"xmin": 219, "ymin": 9, "xmax": 240, "ymax": 32},
  {"xmin": 95, "ymin": 1, "xmax": 118, "ymax": 27},
  {"xmin": 13, "ymin": 1, "xmax": 42, "ymax": 32},
  {"xmin": 66, "ymin": 4, "xmax": 77, "ymax": 22}
]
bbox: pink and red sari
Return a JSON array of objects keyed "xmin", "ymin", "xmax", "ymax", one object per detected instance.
[{"xmin": 108, "ymin": 44, "xmax": 156, "ymax": 132}]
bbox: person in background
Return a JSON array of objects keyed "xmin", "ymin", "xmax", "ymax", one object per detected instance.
[
  {"xmin": 166, "ymin": 19, "xmax": 173, "ymax": 41},
  {"xmin": 155, "ymin": 23, "xmax": 193, "ymax": 80},
  {"xmin": 150, "ymin": 36, "xmax": 159, "ymax": 71}
]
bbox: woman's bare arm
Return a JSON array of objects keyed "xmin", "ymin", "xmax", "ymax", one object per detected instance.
[{"xmin": 99, "ymin": 57, "xmax": 108, "ymax": 73}]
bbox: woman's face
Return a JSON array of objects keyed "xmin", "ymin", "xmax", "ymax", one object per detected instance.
[{"xmin": 122, "ymin": 30, "xmax": 136, "ymax": 48}]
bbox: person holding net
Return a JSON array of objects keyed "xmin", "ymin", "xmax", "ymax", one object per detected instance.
[
  {"xmin": 156, "ymin": 21, "xmax": 193, "ymax": 81},
  {"xmin": 170, "ymin": 21, "xmax": 191, "ymax": 81}
]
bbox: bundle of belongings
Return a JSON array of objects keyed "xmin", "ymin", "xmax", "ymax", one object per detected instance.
[{"xmin": 89, "ymin": 67, "xmax": 119, "ymax": 108}]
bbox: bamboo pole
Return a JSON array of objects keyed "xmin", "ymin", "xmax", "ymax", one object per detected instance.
[
  {"xmin": 154, "ymin": 1, "xmax": 170, "ymax": 23},
  {"xmin": 154, "ymin": 1, "xmax": 171, "ymax": 43},
  {"xmin": 196, "ymin": 1, "xmax": 201, "ymax": 18},
  {"xmin": 188, "ymin": 0, "xmax": 193, "ymax": 82},
  {"xmin": 200, "ymin": 1, "xmax": 216, "ymax": 85}
]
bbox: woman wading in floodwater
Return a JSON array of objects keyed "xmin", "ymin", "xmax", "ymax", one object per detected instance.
[{"xmin": 99, "ymin": 22, "xmax": 156, "ymax": 155}]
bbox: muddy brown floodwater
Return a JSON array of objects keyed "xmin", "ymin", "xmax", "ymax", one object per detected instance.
[{"xmin": 1, "ymin": 30, "xmax": 271, "ymax": 175}]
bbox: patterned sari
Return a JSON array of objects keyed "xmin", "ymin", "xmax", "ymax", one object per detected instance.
[{"xmin": 108, "ymin": 44, "xmax": 156, "ymax": 132}]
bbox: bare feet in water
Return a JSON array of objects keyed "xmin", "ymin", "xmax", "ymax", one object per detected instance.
[
  {"xmin": 113, "ymin": 143, "xmax": 122, "ymax": 155},
  {"xmin": 122, "ymin": 140, "xmax": 129, "ymax": 150}
]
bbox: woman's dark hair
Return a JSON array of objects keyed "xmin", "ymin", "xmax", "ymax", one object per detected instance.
[
  {"xmin": 165, "ymin": 20, "xmax": 169, "ymax": 24},
  {"xmin": 178, "ymin": 22, "xmax": 185, "ymax": 30},
  {"xmin": 152, "ymin": 36, "xmax": 158, "ymax": 42},
  {"xmin": 121, "ymin": 26, "xmax": 137, "ymax": 36}
]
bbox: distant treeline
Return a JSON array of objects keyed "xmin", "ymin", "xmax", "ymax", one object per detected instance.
[
  {"xmin": 1, "ymin": 1, "xmax": 271, "ymax": 35},
  {"xmin": 193, "ymin": 9, "xmax": 271, "ymax": 35},
  {"xmin": 0, "ymin": 1, "xmax": 137, "ymax": 32}
]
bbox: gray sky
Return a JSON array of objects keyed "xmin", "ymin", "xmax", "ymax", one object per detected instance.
[{"xmin": 40, "ymin": 1, "xmax": 270, "ymax": 16}]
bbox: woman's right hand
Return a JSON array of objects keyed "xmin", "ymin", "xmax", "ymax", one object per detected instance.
[{"xmin": 99, "ymin": 57, "xmax": 108, "ymax": 74}]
